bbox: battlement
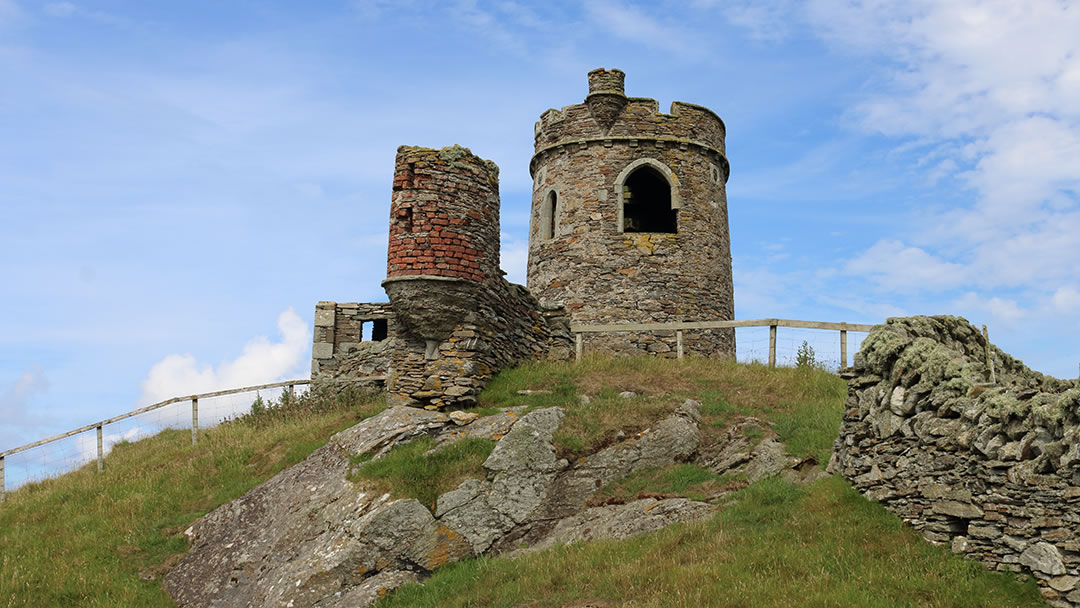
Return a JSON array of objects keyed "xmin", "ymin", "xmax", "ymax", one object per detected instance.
[
  {"xmin": 527, "ymin": 68, "xmax": 735, "ymax": 359},
  {"xmin": 587, "ymin": 67, "xmax": 626, "ymax": 96},
  {"xmin": 533, "ymin": 72, "xmax": 727, "ymax": 166}
]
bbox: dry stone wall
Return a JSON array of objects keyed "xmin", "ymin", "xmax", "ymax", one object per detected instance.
[
  {"xmin": 311, "ymin": 301, "xmax": 395, "ymax": 386},
  {"xmin": 831, "ymin": 316, "xmax": 1080, "ymax": 607},
  {"xmin": 526, "ymin": 68, "xmax": 734, "ymax": 358}
]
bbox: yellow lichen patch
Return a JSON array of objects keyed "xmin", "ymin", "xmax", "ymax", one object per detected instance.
[
  {"xmin": 417, "ymin": 524, "xmax": 472, "ymax": 571},
  {"xmin": 624, "ymin": 234, "xmax": 658, "ymax": 255}
]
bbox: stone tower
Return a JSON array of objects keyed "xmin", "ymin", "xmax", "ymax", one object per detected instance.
[
  {"xmin": 381, "ymin": 145, "xmax": 571, "ymax": 409},
  {"xmin": 527, "ymin": 68, "xmax": 734, "ymax": 357}
]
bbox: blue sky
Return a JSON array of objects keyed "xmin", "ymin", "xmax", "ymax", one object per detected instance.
[{"xmin": 2, "ymin": 0, "xmax": 1079, "ymax": 453}]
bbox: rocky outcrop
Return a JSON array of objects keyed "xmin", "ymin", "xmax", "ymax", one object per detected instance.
[
  {"xmin": 831, "ymin": 316, "xmax": 1080, "ymax": 607},
  {"xmin": 165, "ymin": 401, "xmax": 717, "ymax": 607}
]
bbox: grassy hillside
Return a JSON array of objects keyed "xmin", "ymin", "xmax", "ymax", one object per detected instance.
[{"xmin": 0, "ymin": 358, "xmax": 1046, "ymax": 607}]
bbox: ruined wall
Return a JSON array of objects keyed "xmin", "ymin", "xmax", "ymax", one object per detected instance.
[
  {"xmin": 382, "ymin": 145, "xmax": 574, "ymax": 409},
  {"xmin": 310, "ymin": 301, "xmax": 396, "ymax": 386},
  {"xmin": 526, "ymin": 68, "xmax": 734, "ymax": 358},
  {"xmin": 831, "ymin": 316, "xmax": 1080, "ymax": 607}
]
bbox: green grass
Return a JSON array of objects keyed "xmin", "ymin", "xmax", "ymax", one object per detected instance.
[
  {"xmin": 377, "ymin": 476, "xmax": 1045, "ymax": 608},
  {"xmin": 349, "ymin": 437, "xmax": 495, "ymax": 510},
  {"xmin": 0, "ymin": 357, "xmax": 1048, "ymax": 608},
  {"xmin": 0, "ymin": 386, "xmax": 385, "ymax": 608},
  {"xmin": 590, "ymin": 463, "xmax": 747, "ymax": 504}
]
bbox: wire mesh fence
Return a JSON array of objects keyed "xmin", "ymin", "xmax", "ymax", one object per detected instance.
[
  {"xmin": 0, "ymin": 381, "xmax": 309, "ymax": 499},
  {"xmin": 736, "ymin": 326, "xmax": 869, "ymax": 371}
]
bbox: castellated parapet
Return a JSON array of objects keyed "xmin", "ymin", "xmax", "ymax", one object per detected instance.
[{"xmin": 527, "ymin": 68, "xmax": 735, "ymax": 358}]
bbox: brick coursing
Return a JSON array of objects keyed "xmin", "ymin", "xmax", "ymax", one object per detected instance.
[{"xmin": 387, "ymin": 146, "xmax": 500, "ymax": 284}]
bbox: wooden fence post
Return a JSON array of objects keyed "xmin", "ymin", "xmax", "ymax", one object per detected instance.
[
  {"xmin": 768, "ymin": 325, "xmax": 777, "ymax": 368},
  {"xmin": 840, "ymin": 330, "xmax": 848, "ymax": 368},
  {"xmin": 1, "ymin": 455, "xmax": 5, "ymax": 503},
  {"xmin": 96, "ymin": 426, "xmax": 104, "ymax": 473},
  {"xmin": 287, "ymin": 383, "xmax": 295, "ymax": 399},
  {"xmin": 982, "ymin": 325, "xmax": 997, "ymax": 384},
  {"xmin": 676, "ymin": 330, "xmax": 684, "ymax": 360},
  {"xmin": 575, "ymin": 333, "xmax": 583, "ymax": 362},
  {"xmin": 191, "ymin": 397, "xmax": 199, "ymax": 446}
]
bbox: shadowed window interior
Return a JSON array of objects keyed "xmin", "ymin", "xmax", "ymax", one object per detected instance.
[
  {"xmin": 361, "ymin": 319, "xmax": 389, "ymax": 342},
  {"xmin": 623, "ymin": 166, "xmax": 676, "ymax": 233},
  {"xmin": 541, "ymin": 190, "xmax": 558, "ymax": 241}
]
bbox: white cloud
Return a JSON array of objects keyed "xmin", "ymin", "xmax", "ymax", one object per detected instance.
[
  {"xmin": 845, "ymin": 239, "xmax": 965, "ymax": 290},
  {"xmin": 1051, "ymin": 286, "xmax": 1080, "ymax": 315},
  {"xmin": 137, "ymin": 308, "xmax": 310, "ymax": 406},
  {"xmin": 952, "ymin": 292, "xmax": 1027, "ymax": 328},
  {"xmin": 73, "ymin": 425, "xmax": 143, "ymax": 463},
  {"xmin": 0, "ymin": 366, "xmax": 52, "ymax": 451},
  {"xmin": 43, "ymin": 2, "xmax": 75, "ymax": 17},
  {"xmin": 584, "ymin": 0, "xmax": 702, "ymax": 58},
  {"xmin": 500, "ymin": 232, "xmax": 528, "ymax": 285},
  {"xmin": 722, "ymin": 0, "xmax": 798, "ymax": 41}
]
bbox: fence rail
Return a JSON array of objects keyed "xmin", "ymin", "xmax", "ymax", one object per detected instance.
[
  {"xmin": 570, "ymin": 317, "xmax": 877, "ymax": 367},
  {"xmin": 0, "ymin": 379, "xmax": 312, "ymax": 502}
]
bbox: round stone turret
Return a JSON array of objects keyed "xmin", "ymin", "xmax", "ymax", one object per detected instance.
[
  {"xmin": 587, "ymin": 68, "xmax": 625, "ymax": 96},
  {"xmin": 386, "ymin": 145, "xmax": 500, "ymax": 284},
  {"xmin": 384, "ymin": 145, "xmax": 501, "ymax": 343},
  {"xmin": 527, "ymin": 69, "xmax": 734, "ymax": 357}
]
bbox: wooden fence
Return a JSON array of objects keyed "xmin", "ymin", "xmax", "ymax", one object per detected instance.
[
  {"xmin": 571, "ymin": 318, "xmax": 876, "ymax": 367},
  {"xmin": 0, "ymin": 379, "xmax": 313, "ymax": 503}
]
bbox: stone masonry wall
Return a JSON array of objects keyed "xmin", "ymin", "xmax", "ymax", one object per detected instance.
[
  {"xmin": 311, "ymin": 301, "xmax": 396, "ymax": 386},
  {"xmin": 526, "ymin": 68, "xmax": 734, "ymax": 359},
  {"xmin": 831, "ymin": 316, "xmax": 1080, "ymax": 607},
  {"xmin": 382, "ymin": 145, "xmax": 574, "ymax": 409},
  {"xmin": 385, "ymin": 277, "xmax": 572, "ymax": 409}
]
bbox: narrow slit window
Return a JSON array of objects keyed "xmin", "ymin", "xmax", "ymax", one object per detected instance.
[
  {"xmin": 622, "ymin": 166, "xmax": 676, "ymax": 233},
  {"xmin": 541, "ymin": 191, "xmax": 558, "ymax": 241}
]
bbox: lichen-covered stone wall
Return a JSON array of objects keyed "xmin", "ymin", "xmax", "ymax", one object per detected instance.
[
  {"xmin": 831, "ymin": 316, "xmax": 1080, "ymax": 607},
  {"xmin": 311, "ymin": 301, "xmax": 396, "ymax": 386},
  {"xmin": 526, "ymin": 68, "xmax": 734, "ymax": 358}
]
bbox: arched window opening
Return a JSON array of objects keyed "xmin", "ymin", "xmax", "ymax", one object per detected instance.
[
  {"xmin": 541, "ymin": 190, "xmax": 558, "ymax": 241},
  {"xmin": 622, "ymin": 166, "xmax": 676, "ymax": 233}
]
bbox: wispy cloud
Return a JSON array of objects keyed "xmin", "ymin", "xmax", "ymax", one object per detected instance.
[
  {"xmin": 845, "ymin": 239, "xmax": 965, "ymax": 291},
  {"xmin": 584, "ymin": 0, "xmax": 703, "ymax": 58},
  {"xmin": 137, "ymin": 309, "xmax": 310, "ymax": 406},
  {"xmin": 41, "ymin": 1, "xmax": 130, "ymax": 27},
  {"xmin": 0, "ymin": 366, "xmax": 52, "ymax": 450},
  {"xmin": 0, "ymin": 0, "xmax": 20, "ymax": 25}
]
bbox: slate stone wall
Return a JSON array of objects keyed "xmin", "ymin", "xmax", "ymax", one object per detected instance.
[
  {"xmin": 831, "ymin": 316, "xmax": 1080, "ymax": 607},
  {"xmin": 382, "ymin": 145, "xmax": 574, "ymax": 410},
  {"xmin": 311, "ymin": 301, "xmax": 396, "ymax": 385},
  {"xmin": 526, "ymin": 68, "xmax": 734, "ymax": 358}
]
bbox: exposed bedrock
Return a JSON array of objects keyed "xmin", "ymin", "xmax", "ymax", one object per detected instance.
[
  {"xmin": 830, "ymin": 315, "xmax": 1080, "ymax": 607},
  {"xmin": 164, "ymin": 401, "xmax": 725, "ymax": 607}
]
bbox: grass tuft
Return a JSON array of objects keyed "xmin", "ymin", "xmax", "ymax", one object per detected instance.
[{"xmin": 349, "ymin": 437, "xmax": 495, "ymax": 510}]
